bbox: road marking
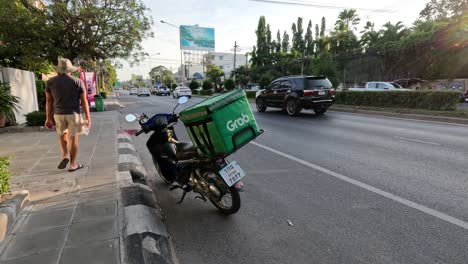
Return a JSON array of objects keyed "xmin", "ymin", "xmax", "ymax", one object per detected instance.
[
  {"xmin": 330, "ymin": 111, "xmax": 468, "ymax": 127},
  {"xmin": 251, "ymin": 141, "xmax": 468, "ymax": 230},
  {"xmin": 393, "ymin": 136, "xmax": 441, "ymax": 146}
]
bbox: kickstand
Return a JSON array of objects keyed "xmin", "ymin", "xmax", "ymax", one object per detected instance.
[
  {"xmin": 194, "ymin": 195, "xmax": 207, "ymax": 202},
  {"xmin": 177, "ymin": 191, "xmax": 187, "ymax": 204}
]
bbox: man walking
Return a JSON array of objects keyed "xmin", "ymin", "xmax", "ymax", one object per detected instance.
[{"xmin": 45, "ymin": 58, "xmax": 91, "ymax": 171}]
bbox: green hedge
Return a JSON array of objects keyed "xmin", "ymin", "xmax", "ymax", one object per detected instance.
[
  {"xmin": 100, "ymin": 91, "xmax": 107, "ymax": 99},
  {"xmin": 245, "ymin": 90, "xmax": 256, "ymax": 99},
  {"xmin": 335, "ymin": 91, "xmax": 460, "ymax": 111},
  {"xmin": 36, "ymin": 80, "xmax": 46, "ymax": 111},
  {"xmin": 199, "ymin": 90, "xmax": 213, "ymax": 96},
  {"xmin": 26, "ymin": 111, "xmax": 46, "ymax": 126},
  {"xmin": 0, "ymin": 157, "xmax": 10, "ymax": 194}
]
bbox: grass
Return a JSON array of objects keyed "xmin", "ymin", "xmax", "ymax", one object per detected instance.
[{"xmin": 331, "ymin": 104, "xmax": 468, "ymax": 119}]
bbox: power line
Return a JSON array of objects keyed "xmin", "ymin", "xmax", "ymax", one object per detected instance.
[{"xmin": 248, "ymin": 0, "xmax": 396, "ymax": 13}]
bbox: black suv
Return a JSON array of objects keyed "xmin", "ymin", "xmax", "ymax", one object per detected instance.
[{"xmin": 255, "ymin": 75, "xmax": 335, "ymax": 116}]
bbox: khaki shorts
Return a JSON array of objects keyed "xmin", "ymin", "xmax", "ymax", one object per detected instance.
[{"xmin": 54, "ymin": 113, "xmax": 84, "ymax": 136}]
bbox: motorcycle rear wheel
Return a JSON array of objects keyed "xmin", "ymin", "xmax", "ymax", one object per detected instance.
[{"xmin": 209, "ymin": 186, "xmax": 241, "ymax": 215}]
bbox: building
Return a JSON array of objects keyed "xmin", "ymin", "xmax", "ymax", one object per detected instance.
[{"xmin": 203, "ymin": 52, "xmax": 247, "ymax": 77}]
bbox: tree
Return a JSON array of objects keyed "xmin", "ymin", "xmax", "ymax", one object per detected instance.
[
  {"xmin": 276, "ymin": 30, "xmax": 282, "ymax": 53},
  {"xmin": 224, "ymin": 79, "xmax": 236, "ymax": 90},
  {"xmin": 360, "ymin": 21, "xmax": 380, "ymax": 49},
  {"xmin": 305, "ymin": 20, "xmax": 314, "ymax": 55},
  {"xmin": 254, "ymin": 16, "xmax": 269, "ymax": 66},
  {"xmin": 315, "ymin": 24, "xmax": 320, "ymax": 40},
  {"xmin": 420, "ymin": 0, "xmax": 467, "ymax": 21},
  {"xmin": 0, "ymin": 0, "xmax": 53, "ymax": 74},
  {"xmin": 336, "ymin": 9, "xmax": 360, "ymax": 32},
  {"xmin": 292, "ymin": 17, "xmax": 305, "ymax": 53},
  {"xmin": 189, "ymin": 80, "xmax": 200, "ymax": 91},
  {"xmin": 320, "ymin": 17, "xmax": 326, "ymax": 37},
  {"xmin": 266, "ymin": 24, "xmax": 272, "ymax": 54},
  {"xmin": 202, "ymin": 80, "xmax": 212, "ymax": 91},
  {"xmin": 3, "ymin": 0, "xmax": 153, "ymax": 74},
  {"xmin": 206, "ymin": 64, "xmax": 224, "ymax": 88},
  {"xmin": 282, "ymin": 31, "xmax": 290, "ymax": 53}
]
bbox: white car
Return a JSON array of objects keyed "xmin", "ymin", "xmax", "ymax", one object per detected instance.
[
  {"xmin": 138, "ymin": 88, "xmax": 151, "ymax": 96},
  {"xmin": 173, "ymin": 86, "xmax": 192, "ymax": 98},
  {"xmin": 130, "ymin": 88, "xmax": 138, "ymax": 95}
]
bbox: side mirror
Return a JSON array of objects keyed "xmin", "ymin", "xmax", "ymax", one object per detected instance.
[
  {"xmin": 125, "ymin": 114, "xmax": 137, "ymax": 122},
  {"xmin": 178, "ymin": 96, "xmax": 189, "ymax": 104}
]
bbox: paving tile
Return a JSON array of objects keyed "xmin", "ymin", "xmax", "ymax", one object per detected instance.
[
  {"xmin": 60, "ymin": 239, "xmax": 119, "ymax": 264},
  {"xmin": 17, "ymin": 208, "xmax": 73, "ymax": 233},
  {"xmin": 1, "ymin": 250, "xmax": 59, "ymax": 264},
  {"xmin": 73, "ymin": 201, "xmax": 117, "ymax": 222},
  {"xmin": 66, "ymin": 217, "xmax": 117, "ymax": 247},
  {"xmin": 0, "ymin": 226, "xmax": 67, "ymax": 260}
]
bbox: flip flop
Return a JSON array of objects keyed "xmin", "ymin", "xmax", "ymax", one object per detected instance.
[
  {"xmin": 58, "ymin": 158, "xmax": 69, "ymax": 169},
  {"xmin": 68, "ymin": 164, "xmax": 84, "ymax": 172}
]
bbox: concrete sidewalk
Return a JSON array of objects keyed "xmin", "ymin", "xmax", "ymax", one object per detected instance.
[{"xmin": 0, "ymin": 111, "xmax": 121, "ymax": 264}]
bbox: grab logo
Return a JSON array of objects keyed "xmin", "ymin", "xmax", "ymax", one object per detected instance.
[{"xmin": 226, "ymin": 113, "xmax": 250, "ymax": 132}]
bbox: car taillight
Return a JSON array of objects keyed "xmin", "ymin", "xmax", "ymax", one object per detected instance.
[
  {"xmin": 303, "ymin": 90, "xmax": 315, "ymax": 96},
  {"xmin": 329, "ymin": 88, "xmax": 335, "ymax": 95}
]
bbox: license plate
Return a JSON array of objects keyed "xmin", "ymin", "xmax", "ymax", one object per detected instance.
[
  {"xmin": 318, "ymin": 91, "xmax": 326, "ymax": 95},
  {"xmin": 219, "ymin": 161, "xmax": 246, "ymax": 187}
]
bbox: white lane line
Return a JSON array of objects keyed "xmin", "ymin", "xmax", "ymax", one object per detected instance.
[
  {"xmin": 251, "ymin": 141, "xmax": 468, "ymax": 230},
  {"xmin": 393, "ymin": 136, "xmax": 441, "ymax": 146}
]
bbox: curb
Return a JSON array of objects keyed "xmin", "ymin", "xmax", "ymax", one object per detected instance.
[
  {"xmin": 116, "ymin": 131, "xmax": 176, "ymax": 264},
  {"xmin": 0, "ymin": 190, "xmax": 29, "ymax": 244},
  {"xmin": 330, "ymin": 107, "xmax": 468, "ymax": 125}
]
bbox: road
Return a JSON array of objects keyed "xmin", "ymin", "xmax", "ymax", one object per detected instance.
[{"xmin": 117, "ymin": 93, "xmax": 468, "ymax": 264}]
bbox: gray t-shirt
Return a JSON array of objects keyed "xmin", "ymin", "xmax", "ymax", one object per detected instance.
[{"xmin": 45, "ymin": 74, "xmax": 85, "ymax": 115}]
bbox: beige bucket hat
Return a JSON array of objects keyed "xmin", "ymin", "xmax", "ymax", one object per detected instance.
[{"xmin": 53, "ymin": 58, "xmax": 78, "ymax": 73}]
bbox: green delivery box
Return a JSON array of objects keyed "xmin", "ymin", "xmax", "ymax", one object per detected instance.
[{"xmin": 179, "ymin": 89, "xmax": 262, "ymax": 157}]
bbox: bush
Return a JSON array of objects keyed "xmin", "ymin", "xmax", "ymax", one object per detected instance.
[
  {"xmin": 335, "ymin": 91, "xmax": 460, "ymax": 111},
  {"xmin": 199, "ymin": 90, "xmax": 213, "ymax": 96},
  {"xmin": 25, "ymin": 111, "xmax": 46, "ymax": 126},
  {"xmin": 0, "ymin": 157, "xmax": 10, "ymax": 194},
  {"xmin": 171, "ymin": 83, "xmax": 177, "ymax": 89},
  {"xmin": 245, "ymin": 90, "xmax": 256, "ymax": 99},
  {"xmin": 189, "ymin": 80, "xmax": 200, "ymax": 91},
  {"xmin": 100, "ymin": 91, "xmax": 107, "ymax": 99},
  {"xmin": 36, "ymin": 79, "xmax": 46, "ymax": 111},
  {"xmin": 202, "ymin": 80, "xmax": 212, "ymax": 91},
  {"xmin": 224, "ymin": 79, "xmax": 235, "ymax": 90}
]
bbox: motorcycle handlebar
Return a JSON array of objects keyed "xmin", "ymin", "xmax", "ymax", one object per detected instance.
[{"xmin": 135, "ymin": 129, "xmax": 145, "ymax": 136}]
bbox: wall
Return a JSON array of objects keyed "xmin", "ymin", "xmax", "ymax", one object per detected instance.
[
  {"xmin": 0, "ymin": 68, "xmax": 38, "ymax": 124},
  {"xmin": 205, "ymin": 52, "xmax": 247, "ymax": 77}
]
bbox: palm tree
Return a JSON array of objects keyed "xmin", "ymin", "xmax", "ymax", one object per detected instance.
[
  {"xmin": 360, "ymin": 21, "xmax": 380, "ymax": 49},
  {"xmin": 379, "ymin": 21, "xmax": 407, "ymax": 42},
  {"xmin": 336, "ymin": 9, "xmax": 361, "ymax": 32}
]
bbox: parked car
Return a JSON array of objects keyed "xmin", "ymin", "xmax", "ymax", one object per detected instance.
[
  {"xmin": 137, "ymin": 88, "xmax": 151, "ymax": 96},
  {"xmin": 349, "ymin": 82, "xmax": 410, "ymax": 91},
  {"xmin": 154, "ymin": 85, "xmax": 170, "ymax": 96},
  {"xmin": 130, "ymin": 88, "xmax": 138, "ymax": 95},
  {"xmin": 255, "ymin": 75, "xmax": 335, "ymax": 116},
  {"xmin": 173, "ymin": 86, "xmax": 192, "ymax": 98}
]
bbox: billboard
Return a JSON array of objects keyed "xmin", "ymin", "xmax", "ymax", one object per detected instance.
[
  {"xmin": 79, "ymin": 71, "xmax": 97, "ymax": 103},
  {"xmin": 180, "ymin": 26, "xmax": 215, "ymax": 51}
]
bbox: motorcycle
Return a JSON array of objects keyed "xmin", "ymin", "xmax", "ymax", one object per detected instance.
[{"xmin": 125, "ymin": 97, "xmax": 246, "ymax": 215}]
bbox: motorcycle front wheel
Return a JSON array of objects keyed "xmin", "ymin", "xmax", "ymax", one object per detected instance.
[
  {"xmin": 152, "ymin": 157, "xmax": 173, "ymax": 184},
  {"xmin": 209, "ymin": 186, "xmax": 241, "ymax": 215}
]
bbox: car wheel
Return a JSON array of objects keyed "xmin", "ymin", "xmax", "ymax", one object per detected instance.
[
  {"xmin": 314, "ymin": 107, "xmax": 327, "ymax": 115},
  {"xmin": 256, "ymin": 98, "xmax": 267, "ymax": 112},
  {"xmin": 286, "ymin": 99, "xmax": 301, "ymax": 116}
]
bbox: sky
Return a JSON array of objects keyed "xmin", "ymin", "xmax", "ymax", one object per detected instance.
[{"xmin": 116, "ymin": 0, "xmax": 430, "ymax": 81}]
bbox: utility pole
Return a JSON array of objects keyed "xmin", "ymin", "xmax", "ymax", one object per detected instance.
[
  {"xmin": 301, "ymin": 50, "xmax": 305, "ymax": 75},
  {"xmin": 233, "ymin": 41, "xmax": 238, "ymax": 81}
]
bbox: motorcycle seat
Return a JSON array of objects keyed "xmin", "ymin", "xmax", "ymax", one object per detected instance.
[{"xmin": 176, "ymin": 142, "xmax": 198, "ymax": 160}]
